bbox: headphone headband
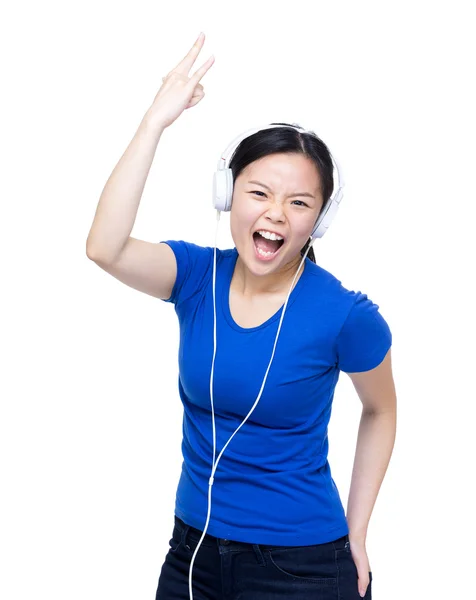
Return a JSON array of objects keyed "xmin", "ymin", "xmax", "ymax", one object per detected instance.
[{"xmin": 217, "ymin": 124, "xmax": 306, "ymax": 170}]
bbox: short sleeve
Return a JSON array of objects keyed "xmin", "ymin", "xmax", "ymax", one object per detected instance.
[
  {"xmin": 336, "ymin": 292, "xmax": 392, "ymax": 373},
  {"xmin": 160, "ymin": 240, "xmax": 213, "ymax": 306}
]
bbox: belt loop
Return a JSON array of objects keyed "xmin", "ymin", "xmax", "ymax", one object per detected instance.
[{"xmin": 252, "ymin": 544, "xmax": 266, "ymax": 566}]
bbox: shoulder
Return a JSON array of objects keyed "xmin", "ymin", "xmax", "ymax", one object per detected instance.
[
  {"xmin": 303, "ymin": 259, "xmax": 358, "ymax": 309},
  {"xmin": 159, "ymin": 240, "xmax": 235, "ymax": 305},
  {"xmin": 302, "ymin": 260, "xmax": 392, "ymax": 371},
  {"xmin": 161, "ymin": 240, "xmax": 235, "ymax": 266},
  {"xmin": 305, "ymin": 260, "xmax": 382, "ymax": 312}
]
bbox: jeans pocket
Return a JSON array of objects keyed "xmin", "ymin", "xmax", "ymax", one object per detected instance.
[
  {"xmin": 335, "ymin": 542, "xmax": 372, "ymax": 577},
  {"xmin": 336, "ymin": 545, "xmax": 373, "ymax": 597},
  {"xmin": 267, "ymin": 546, "xmax": 337, "ymax": 584}
]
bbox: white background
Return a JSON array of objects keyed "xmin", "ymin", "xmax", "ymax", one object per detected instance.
[{"xmin": 1, "ymin": 1, "xmax": 475, "ymax": 598}]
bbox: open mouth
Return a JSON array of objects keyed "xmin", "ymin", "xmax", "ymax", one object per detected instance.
[{"xmin": 252, "ymin": 231, "xmax": 285, "ymax": 259}]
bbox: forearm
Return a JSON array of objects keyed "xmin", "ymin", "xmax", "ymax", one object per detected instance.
[
  {"xmin": 346, "ymin": 409, "xmax": 397, "ymax": 542},
  {"xmin": 86, "ymin": 112, "xmax": 166, "ymax": 262}
]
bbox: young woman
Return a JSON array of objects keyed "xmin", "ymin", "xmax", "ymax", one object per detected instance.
[{"xmin": 86, "ymin": 33, "xmax": 397, "ymax": 600}]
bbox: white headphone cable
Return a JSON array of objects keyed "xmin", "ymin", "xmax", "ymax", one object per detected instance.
[
  {"xmin": 188, "ymin": 209, "xmax": 220, "ymax": 600},
  {"xmin": 188, "ymin": 210, "xmax": 314, "ymax": 600}
]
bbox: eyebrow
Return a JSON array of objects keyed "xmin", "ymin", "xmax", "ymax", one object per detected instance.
[{"xmin": 247, "ymin": 180, "xmax": 316, "ymax": 199}]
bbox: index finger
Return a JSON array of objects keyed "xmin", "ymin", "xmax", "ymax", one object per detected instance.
[{"xmin": 174, "ymin": 32, "xmax": 205, "ymax": 76}]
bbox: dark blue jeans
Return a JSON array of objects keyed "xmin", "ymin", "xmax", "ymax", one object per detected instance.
[{"xmin": 155, "ymin": 516, "xmax": 372, "ymax": 599}]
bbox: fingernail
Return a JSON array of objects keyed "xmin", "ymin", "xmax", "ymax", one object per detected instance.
[{"xmin": 359, "ymin": 591, "xmax": 365, "ymax": 598}]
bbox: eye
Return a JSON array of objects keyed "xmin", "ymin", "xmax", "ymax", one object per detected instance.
[
  {"xmin": 291, "ymin": 200, "xmax": 308, "ymax": 207},
  {"xmin": 250, "ymin": 190, "xmax": 267, "ymax": 198}
]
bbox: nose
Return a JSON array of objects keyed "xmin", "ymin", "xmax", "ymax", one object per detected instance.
[{"xmin": 265, "ymin": 200, "xmax": 286, "ymax": 224}]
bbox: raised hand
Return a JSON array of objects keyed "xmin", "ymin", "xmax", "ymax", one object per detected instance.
[{"xmin": 146, "ymin": 32, "xmax": 215, "ymax": 129}]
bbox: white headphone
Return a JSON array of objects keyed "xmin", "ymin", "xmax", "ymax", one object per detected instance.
[{"xmin": 212, "ymin": 122, "xmax": 345, "ymax": 238}]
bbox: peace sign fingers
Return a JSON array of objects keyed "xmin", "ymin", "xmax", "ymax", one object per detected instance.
[{"xmin": 147, "ymin": 32, "xmax": 215, "ymax": 129}]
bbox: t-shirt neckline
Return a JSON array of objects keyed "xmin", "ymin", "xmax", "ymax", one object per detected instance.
[{"xmin": 221, "ymin": 248, "xmax": 309, "ymax": 333}]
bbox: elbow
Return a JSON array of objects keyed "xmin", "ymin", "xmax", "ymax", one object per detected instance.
[
  {"xmin": 86, "ymin": 241, "xmax": 99, "ymax": 261},
  {"xmin": 86, "ymin": 241, "xmax": 107, "ymax": 263},
  {"xmin": 86, "ymin": 242, "xmax": 119, "ymax": 265}
]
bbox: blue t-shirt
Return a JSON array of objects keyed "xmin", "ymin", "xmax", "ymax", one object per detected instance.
[{"xmin": 160, "ymin": 240, "xmax": 392, "ymax": 545}]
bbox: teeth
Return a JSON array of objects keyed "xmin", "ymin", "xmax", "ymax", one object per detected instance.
[
  {"xmin": 257, "ymin": 230, "xmax": 283, "ymax": 241},
  {"xmin": 257, "ymin": 247, "xmax": 275, "ymax": 257}
]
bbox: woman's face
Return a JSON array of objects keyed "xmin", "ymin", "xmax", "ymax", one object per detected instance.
[{"xmin": 230, "ymin": 152, "xmax": 324, "ymax": 276}]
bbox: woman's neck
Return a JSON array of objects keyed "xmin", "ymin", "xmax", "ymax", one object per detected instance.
[{"xmin": 232, "ymin": 253, "xmax": 305, "ymax": 298}]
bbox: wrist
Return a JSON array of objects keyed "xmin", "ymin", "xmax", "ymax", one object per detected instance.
[
  {"xmin": 141, "ymin": 110, "xmax": 168, "ymax": 137},
  {"xmin": 348, "ymin": 525, "xmax": 368, "ymax": 544}
]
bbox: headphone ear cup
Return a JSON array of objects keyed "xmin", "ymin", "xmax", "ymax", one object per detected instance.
[
  {"xmin": 311, "ymin": 189, "xmax": 342, "ymax": 239},
  {"xmin": 213, "ymin": 168, "xmax": 234, "ymax": 211}
]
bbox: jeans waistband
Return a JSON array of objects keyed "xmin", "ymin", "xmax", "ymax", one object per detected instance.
[{"xmin": 173, "ymin": 515, "xmax": 349, "ymax": 552}]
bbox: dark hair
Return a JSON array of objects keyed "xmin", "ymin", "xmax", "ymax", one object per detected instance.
[{"xmin": 229, "ymin": 122, "xmax": 335, "ymax": 264}]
